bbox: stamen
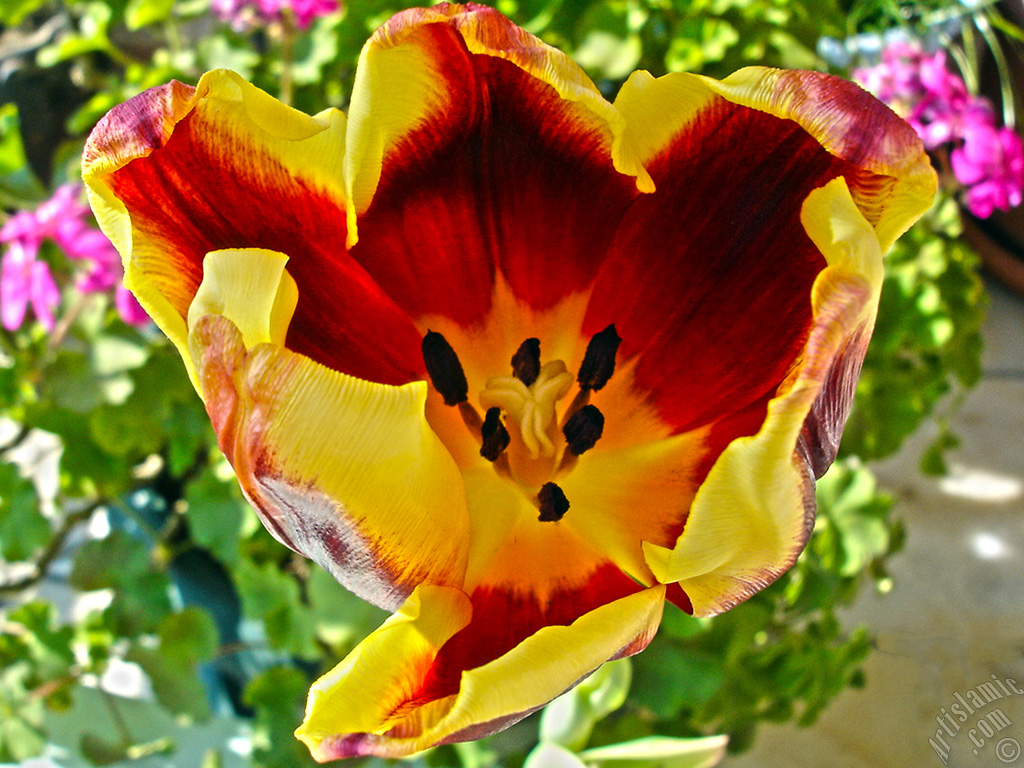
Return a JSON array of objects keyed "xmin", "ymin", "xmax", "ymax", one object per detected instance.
[
  {"xmin": 458, "ymin": 401, "xmax": 483, "ymax": 434},
  {"xmin": 537, "ymin": 482, "xmax": 570, "ymax": 522},
  {"xmin": 480, "ymin": 407, "xmax": 511, "ymax": 462},
  {"xmin": 563, "ymin": 404, "xmax": 604, "ymax": 455},
  {"xmin": 577, "ymin": 324, "xmax": 621, "ymax": 391},
  {"xmin": 511, "ymin": 338, "xmax": 541, "ymax": 386},
  {"xmin": 422, "ymin": 330, "xmax": 468, "ymax": 406},
  {"xmin": 480, "ymin": 361, "xmax": 574, "ymax": 460}
]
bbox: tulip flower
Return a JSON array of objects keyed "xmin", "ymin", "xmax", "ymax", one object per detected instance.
[{"xmin": 82, "ymin": 3, "xmax": 935, "ymax": 760}]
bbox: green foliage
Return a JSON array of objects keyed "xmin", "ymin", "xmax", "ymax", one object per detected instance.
[
  {"xmin": 0, "ymin": 602, "xmax": 76, "ymax": 761},
  {"xmin": 126, "ymin": 608, "xmax": 218, "ymax": 720},
  {"xmin": 244, "ymin": 667, "xmax": 319, "ymax": 768},
  {"xmin": 843, "ymin": 194, "xmax": 987, "ymax": 468},
  {"xmin": 604, "ymin": 461, "xmax": 895, "ymax": 752},
  {"xmin": 71, "ymin": 529, "xmax": 175, "ymax": 637},
  {"xmin": 0, "ymin": 463, "xmax": 50, "ymax": 560}
]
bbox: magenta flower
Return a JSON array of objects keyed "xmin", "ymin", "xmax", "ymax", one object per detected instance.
[
  {"xmin": 0, "ymin": 184, "xmax": 150, "ymax": 330},
  {"xmin": 211, "ymin": 0, "xmax": 337, "ymax": 30},
  {"xmin": 855, "ymin": 40, "xmax": 1024, "ymax": 218},
  {"xmin": 953, "ymin": 119, "xmax": 1024, "ymax": 218},
  {"xmin": 0, "ymin": 227, "xmax": 60, "ymax": 332}
]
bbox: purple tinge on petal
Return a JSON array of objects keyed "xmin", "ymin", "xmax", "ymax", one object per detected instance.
[{"xmin": 798, "ymin": 324, "xmax": 871, "ymax": 479}]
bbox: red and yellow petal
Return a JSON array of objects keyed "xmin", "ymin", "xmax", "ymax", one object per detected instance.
[
  {"xmin": 643, "ymin": 178, "xmax": 884, "ymax": 615},
  {"xmin": 581, "ymin": 67, "xmax": 935, "ymax": 438},
  {"xmin": 296, "ymin": 584, "xmax": 665, "ymax": 760},
  {"xmin": 187, "ymin": 249, "xmax": 469, "ymax": 609},
  {"xmin": 82, "ymin": 69, "xmax": 424, "ymax": 388},
  {"xmin": 343, "ymin": 2, "xmax": 642, "ymax": 325},
  {"xmin": 703, "ymin": 67, "xmax": 936, "ymax": 251}
]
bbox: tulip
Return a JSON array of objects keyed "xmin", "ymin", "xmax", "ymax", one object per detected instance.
[{"xmin": 82, "ymin": 3, "xmax": 935, "ymax": 759}]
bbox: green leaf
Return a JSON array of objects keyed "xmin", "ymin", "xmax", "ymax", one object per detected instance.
[
  {"xmin": 184, "ymin": 466, "xmax": 247, "ymax": 565},
  {"xmin": 306, "ymin": 567, "xmax": 388, "ymax": 654},
  {"xmin": 0, "ymin": 665, "xmax": 46, "ymax": 762},
  {"xmin": 71, "ymin": 531, "xmax": 173, "ymax": 636},
  {"xmin": 524, "ymin": 742, "xmax": 589, "ymax": 768},
  {"xmin": 157, "ymin": 607, "xmax": 218, "ymax": 668},
  {"xmin": 585, "ymin": 657, "xmax": 632, "ymax": 721},
  {"xmin": 540, "ymin": 685, "xmax": 594, "ymax": 750},
  {"xmin": 235, "ymin": 559, "xmax": 317, "ymax": 658},
  {"xmin": 124, "ymin": 0, "xmax": 176, "ymax": 28},
  {"xmin": 659, "ymin": 607, "xmax": 707, "ymax": 641},
  {"xmin": 70, "ymin": 530, "xmax": 150, "ymax": 591},
  {"xmin": 0, "ymin": 463, "xmax": 49, "ymax": 561},
  {"xmin": 243, "ymin": 666, "xmax": 318, "ymax": 768},
  {"xmin": 0, "ymin": 104, "xmax": 46, "ymax": 201},
  {"xmin": 6, "ymin": 601, "xmax": 76, "ymax": 679},
  {"xmin": 579, "ymin": 735, "xmax": 729, "ymax": 768},
  {"xmin": 125, "ymin": 609, "xmax": 217, "ymax": 722},
  {"xmin": 37, "ymin": 1, "xmax": 117, "ymax": 65},
  {"xmin": 0, "ymin": 0, "xmax": 48, "ymax": 24},
  {"xmin": 43, "ymin": 351, "xmax": 103, "ymax": 413},
  {"xmin": 80, "ymin": 732, "xmax": 130, "ymax": 765},
  {"xmin": 0, "ymin": 713, "xmax": 47, "ymax": 763},
  {"xmin": 631, "ymin": 642, "xmax": 723, "ymax": 719},
  {"xmin": 126, "ymin": 644, "xmax": 211, "ymax": 721}
]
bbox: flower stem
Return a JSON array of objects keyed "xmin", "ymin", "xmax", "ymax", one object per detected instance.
[{"xmin": 278, "ymin": 14, "xmax": 296, "ymax": 107}]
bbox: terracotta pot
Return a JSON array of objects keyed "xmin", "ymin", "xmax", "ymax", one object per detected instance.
[
  {"xmin": 961, "ymin": 210, "xmax": 1024, "ymax": 296},
  {"xmin": 962, "ymin": 0, "xmax": 1024, "ymax": 296}
]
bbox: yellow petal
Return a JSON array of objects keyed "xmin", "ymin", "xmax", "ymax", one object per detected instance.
[
  {"xmin": 186, "ymin": 250, "xmax": 470, "ymax": 610},
  {"xmin": 297, "ymin": 584, "xmax": 665, "ymax": 760},
  {"xmin": 82, "ymin": 69, "xmax": 348, "ymax": 383},
  {"xmin": 643, "ymin": 177, "xmax": 882, "ymax": 614},
  {"xmin": 344, "ymin": 3, "xmax": 643, "ymax": 249},
  {"xmin": 613, "ymin": 66, "xmax": 936, "ymax": 251},
  {"xmin": 187, "ymin": 248, "xmax": 298, "ymax": 350}
]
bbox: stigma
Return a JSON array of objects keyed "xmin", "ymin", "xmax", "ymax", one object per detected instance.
[{"xmin": 479, "ymin": 360, "xmax": 574, "ymax": 461}]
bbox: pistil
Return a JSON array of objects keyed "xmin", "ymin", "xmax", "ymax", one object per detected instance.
[
  {"xmin": 422, "ymin": 327, "xmax": 624, "ymax": 524},
  {"xmin": 480, "ymin": 360, "xmax": 573, "ymax": 488}
]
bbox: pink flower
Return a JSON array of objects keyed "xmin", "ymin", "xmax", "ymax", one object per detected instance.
[
  {"xmin": 856, "ymin": 40, "xmax": 1024, "ymax": 218},
  {"xmin": 212, "ymin": 0, "xmax": 337, "ymax": 30},
  {"xmin": 953, "ymin": 121, "xmax": 1024, "ymax": 218},
  {"xmin": 0, "ymin": 235, "xmax": 60, "ymax": 331},
  {"xmin": 0, "ymin": 185, "xmax": 150, "ymax": 330}
]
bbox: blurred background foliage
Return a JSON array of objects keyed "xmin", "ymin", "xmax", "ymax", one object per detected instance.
[{"xmin": 0, "ymin": 0, "xmax": 1010, "ymax": 766}]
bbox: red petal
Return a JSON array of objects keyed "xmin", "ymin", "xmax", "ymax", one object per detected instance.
[
  {"xmin": 98, "ymin": 76, "xmax": 423, "ymax": 385},
  {"xmin": 347, "ymin": 8, "xmax": 639, "ymax": 327},
  {"xmin": 584, "ymin": 102, "xmax": 850, "ymax": 434}
]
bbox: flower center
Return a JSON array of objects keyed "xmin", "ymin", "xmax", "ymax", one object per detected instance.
[
  {"xmin": 421, "ymin": 325, "xmax": 621, "ymax": 522},
  {"xmin": 482, "ymin": 359, "xmax": 573, "ymax": 459}
]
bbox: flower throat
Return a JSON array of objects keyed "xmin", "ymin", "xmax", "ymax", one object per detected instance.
[{"xmin": 421, "ymin": 325, "xmax": 621, "ymax": 522}]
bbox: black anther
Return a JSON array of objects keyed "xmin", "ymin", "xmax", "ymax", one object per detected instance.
[
  {"xmin": 480, "ymin": 407, "xmax": 511, "ymax": 462},
  {"xmin": 577, "ymin": 324, "xmax": 621, "ymax": 391},
  {"xmin": 537, "ymin": 482, "xmax": 570, "ymax": 522},
  {"xmin": 511, "ymin": 338, "xmax": 541, "ymax": 386},
  {"xmin": 563, "ymin": 404, "xmax": 605, "ymax": 455},
  {"xmin": 422, "ymin": 330, "xmax": 468, "ymax": 406}
]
